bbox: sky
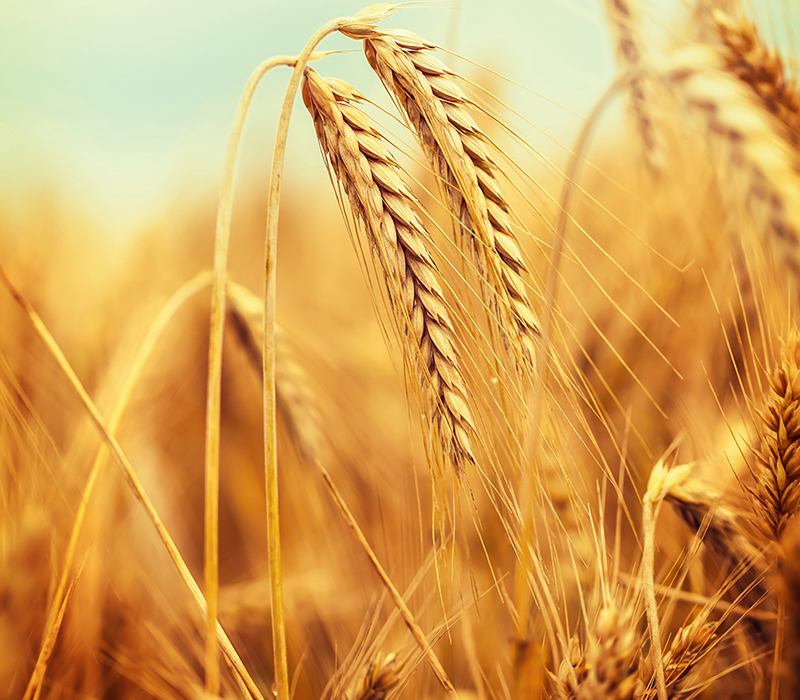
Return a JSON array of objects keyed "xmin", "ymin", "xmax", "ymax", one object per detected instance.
[{"xmin": 0, "ymin": 0, "xmax": 647, "ymax": 235}]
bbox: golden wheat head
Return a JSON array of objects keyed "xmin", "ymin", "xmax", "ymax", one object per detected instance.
[{"xmin": 301, "ymin": 66, "xmax": 477, "ymax": 473}]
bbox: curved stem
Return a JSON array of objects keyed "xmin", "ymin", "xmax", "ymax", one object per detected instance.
[
  {"xmin": 262, "ymin": 18, "xmax": 352, "ymax": 700},
  {"xmin": 204, "ymin": 54, "xmax": 296, "ymax": 696}
]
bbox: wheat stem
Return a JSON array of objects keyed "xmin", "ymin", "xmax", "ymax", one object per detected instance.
[
  {"xmin": 262, "ymin": 9, "xmax": 394, "ymax": 698},
  {"xmin": 205, "ymin": 54, "xmax": 298, "ymax": 696}
]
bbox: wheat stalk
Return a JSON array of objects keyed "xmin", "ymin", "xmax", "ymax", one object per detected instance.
[
  {"xmin": 259, "ymin": 12, "xmax": 396, "ymax": 697},
  {"xmin": 301, "ymin": 67, "xmax": 477, "ymax": 474},
  {"xmin": 342, "ymin": 26, "xmax": 539, "ymax": 373}
]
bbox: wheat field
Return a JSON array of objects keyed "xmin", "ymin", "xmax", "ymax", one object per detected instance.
[{"xmin": 2, "ymin": 2, "xmax": 799, "ymax": 699}]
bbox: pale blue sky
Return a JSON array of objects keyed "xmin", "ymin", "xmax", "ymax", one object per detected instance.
[{"xmin": 0, "ymin": 0, "xmax": 643, "ymax": 233}]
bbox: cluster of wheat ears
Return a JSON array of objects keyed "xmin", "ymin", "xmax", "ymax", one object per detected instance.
[{"xmin": 4, "ymin": 1, "xmax": 800, "ymax": 698}]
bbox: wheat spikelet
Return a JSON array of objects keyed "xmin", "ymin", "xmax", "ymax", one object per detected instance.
[
  {"xmin": 712, "ymin": 9, "xmax": 800, "ymax": 150},
  {"xmin": 301, "ymin": 67, "xmax": 476, "ymax": 473},
  {"xmin": 661, "ymin": 619, "xmax": 715, "ymax": 698},
  {"xmin": 640, "ymin": 615, "xmax": 715, "ymax": 699},
  {"xmin": 664, "ymin": 43, "xmax": 800, "ymax": 279},
  {"xmin": 347, "ymin": 652, "xmax": 401, "ymax": 700},
  {"xmin": 751, "ymin": 329, "xmax": 800, "ymax": 540},
  {"xmin": 557, "ymin": 604, "xmax": 639, "ymax": 700},
  {"xmin": 341, "ymin": 26, "xmax": 539, "ymax": 372},
  {"xmin": 604, "ymin": 0, "xmax": 664, "ymax": 172}
]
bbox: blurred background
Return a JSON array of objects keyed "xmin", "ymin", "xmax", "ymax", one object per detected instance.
[{"xmin": 1, "ymin": 0, "xmax": 623, "ymax": 238}]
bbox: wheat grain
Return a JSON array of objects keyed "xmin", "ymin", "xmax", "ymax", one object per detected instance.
[
  {"xmin": 347, "ymin": 652, "xmax": 401, "ymax": 700},
  {"xmin": 302, "ymin": 67, "xmax": 476, "ymax": 473},
  {"xmin": 341, "ymin": 26, "xmax": 540, "ymax": 373},
  {"xmin": 640, "ymin": 615, "xmax": 715, "ymax": 699}
]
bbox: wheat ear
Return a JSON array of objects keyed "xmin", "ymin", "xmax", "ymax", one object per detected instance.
[
  {"xmin": 558, "ymin": 604, "xmax": 640, "ymax": 700},
  {"xmin": 343, "ymin": 27, "xmax": 539, "ymax": 372},
  {"xmin": 751, "ymin": 329, "xmax": 800, "ymax": 539},
  {"xmin": 302, "ymin": 67, "xmax": 476, "ymax": 473},
  {"xmin": 638, "ymin": 613, "xmax": 715, "ymax": 699},
  {"xmin": 226, "ymin": 281, "xmax": 327, "ymax": 464},
  {"xmin": 665, "ymin": 477, "xmax": 772, "ymax": 646},
  {"xmin": 604, "ymin": 0, "xmax": 664, "ymax": 172},
  {"xmin": 712, "ymin": 8, "xmax": 800, "ymax": 150},
  {"xmin": 664, "ymin": 44, "xmax": 800, "ymax": 280},
  {"xmin": 348, "ymin": 652, "xmax": 401, "ymax": 700}
]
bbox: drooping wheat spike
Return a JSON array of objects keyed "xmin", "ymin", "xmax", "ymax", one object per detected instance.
[
  {"xmin": 604, "ymin": 0, "xmax": 665, "ymax": 172},
  {"xmin": 226, "ymin": 281, "xmax": 327, "ymax": 465},
  {"xmin": 340, "ymin": 25, "xmax": 539, "ymax": 373},
  {"xmin": 664, "ymin": 44, "xmax": 800, "ymax": 279},
  {"xmin": 347, "ymin": 652, "xmax": 401, "ymax": 700},
  {"xmin": 301, "ymin": 67, "xmax": 476, "ymax": 473},
  {"xmin": 557, "ymin": 604, "xmax": 639, "ymax": 700},
  {"xmin": 751, "ymin": 329, "xmax": 800, "ymax": 540},
  {"xmin": 665, "ymin": 478, "xmax": 772, "ymax": 643},
  {"xmin": 712, "ymin": 8, "xmax": 800, "ymax": 150}
]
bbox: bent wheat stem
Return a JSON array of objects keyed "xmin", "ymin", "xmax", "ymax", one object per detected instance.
[
  {"xmin": 205, "ymin": 54, "xmax": 298, "ymax": 695},
  {"xmin": 262, "ymin": 8, "xmax": 395, "ymax": 699}
]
